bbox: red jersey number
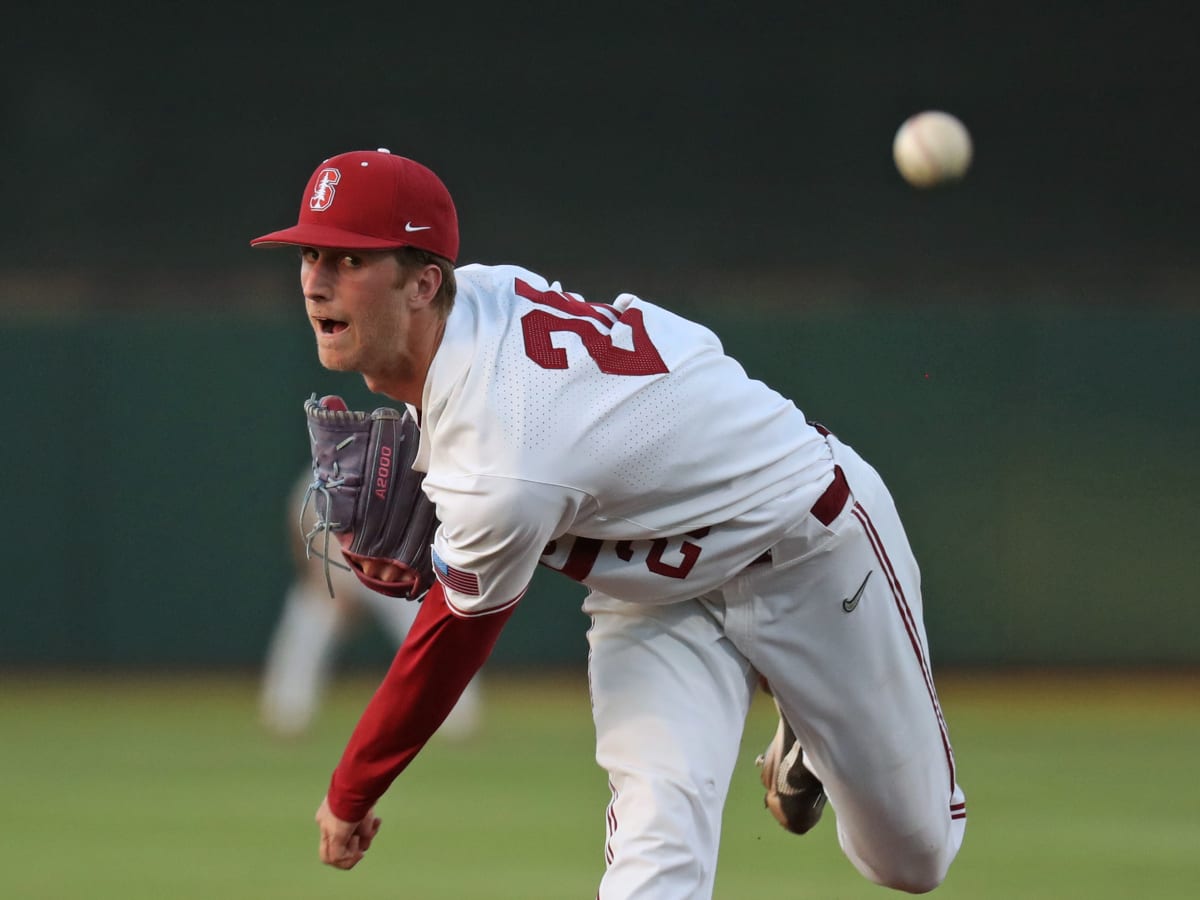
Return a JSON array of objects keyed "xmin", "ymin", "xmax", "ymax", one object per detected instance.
[
  {"xmin": 517, "ymin": 279, "xmax": 668, "ymax": 376},
  {"xmin": 543, "ymin": 528, "xmax": 711, "ymax": 583}
]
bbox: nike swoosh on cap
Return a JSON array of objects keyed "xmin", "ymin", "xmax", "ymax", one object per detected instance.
[{"xmin": 405, "ymin": 222, "xmax": 432, "ymax": 232}]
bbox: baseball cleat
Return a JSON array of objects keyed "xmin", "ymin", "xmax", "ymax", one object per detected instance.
[{"xmin": 755, "ymin": 706, "xmax": 827, "ymax": 835}]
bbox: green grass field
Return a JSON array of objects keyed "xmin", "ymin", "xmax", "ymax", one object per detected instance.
[{"xmin": 1, "ymin": 671, "xmax": 1197, "ymax": 899}]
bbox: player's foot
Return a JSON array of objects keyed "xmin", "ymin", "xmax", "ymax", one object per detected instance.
[{"xmin": 755, "ymin": 704, "xmax": 827, "ymax": 834}]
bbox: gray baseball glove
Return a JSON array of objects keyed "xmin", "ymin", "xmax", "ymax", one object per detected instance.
[{"xmin": 300, "ymin": 394, "xmax": 438, "ymax": 600}]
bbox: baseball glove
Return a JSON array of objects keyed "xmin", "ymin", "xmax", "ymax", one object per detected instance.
[{"xmin": 299, "ymin": 394, "xmax": 438, "ymax": 600}]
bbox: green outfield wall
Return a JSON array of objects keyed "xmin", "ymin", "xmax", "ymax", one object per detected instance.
[{"xmin": 3, "ymin": 299, "xmax": 1197, "ymax": 670}]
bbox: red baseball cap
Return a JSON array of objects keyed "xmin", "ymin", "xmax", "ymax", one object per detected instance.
[{"xmin": 250, "ymin": 148, "xmax": 459, "ymax": 262}]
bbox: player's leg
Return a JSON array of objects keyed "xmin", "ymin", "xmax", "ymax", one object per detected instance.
[
  {"xmin": 259, "ymin": 577, "xmax": 344, "ymax": 737},
  {"xmin": 364, "ymin": 587, "xmax": 484, "ymax": 740},
  {"xmin": 262, "ymin": 472, "xmax": 356, "ymax": 737},
  {"xmin": 585, "ymin": 591, "xmax": 757, "ymax": 900},
  {"xmin": 745, "ymin": 446, "xmax": 966, "ymax": 892}
]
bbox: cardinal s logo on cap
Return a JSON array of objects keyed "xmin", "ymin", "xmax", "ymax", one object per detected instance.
[{"xmin": 309, "ymin": 168, "xmax": 341, "ymax": 211}]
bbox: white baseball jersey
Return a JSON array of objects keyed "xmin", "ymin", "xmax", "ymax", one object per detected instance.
[{"xmin": 412, "ymin": 264, "xmax": 837, "ymax": 616}]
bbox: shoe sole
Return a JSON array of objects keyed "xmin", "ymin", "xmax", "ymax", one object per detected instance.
[{"xmin": 757, "ymin": 709, "xmax": 827, "ymax": 835}]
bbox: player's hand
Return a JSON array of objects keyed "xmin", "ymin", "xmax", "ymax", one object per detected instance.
[
  {"xmin": 337, "ymin": 532, "xmax": 413, "ymax": 585},
  {"xmin": 315, "ymin": 796, "xmax": 381, "ymax": 870}
]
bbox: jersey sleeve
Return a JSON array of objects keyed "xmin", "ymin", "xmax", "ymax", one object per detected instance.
[
  {"xmin": 427, "ymin": 473, "xmax": 589, "ymax": 616},
  {"xmin": 326, "ymin": 580, "xmax": 514, "ymax": 823}
]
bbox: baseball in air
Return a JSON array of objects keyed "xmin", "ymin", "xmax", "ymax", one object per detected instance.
[{"xmin": 892, "ymin": 111, "xmax": 973, "ymax": 188}]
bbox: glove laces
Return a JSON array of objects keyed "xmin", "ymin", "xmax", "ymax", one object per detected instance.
[{"xmin": 298, "ymin": 434, "xmax": 357, "ymax": 597}]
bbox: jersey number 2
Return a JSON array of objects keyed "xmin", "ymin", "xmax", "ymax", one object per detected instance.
[{"xmin": 517, "ymin": 279, "xmax": 668, "ymax": 376}]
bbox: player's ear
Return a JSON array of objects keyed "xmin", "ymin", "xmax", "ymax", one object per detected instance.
[{"xmin": 411, "ymin": 263, "xmax": 443, "ymax": 308}]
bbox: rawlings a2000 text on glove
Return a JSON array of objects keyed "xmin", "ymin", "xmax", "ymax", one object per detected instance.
[{"xmin": 300, "ymin": 394, "xmax": 438, "ymax": 600}]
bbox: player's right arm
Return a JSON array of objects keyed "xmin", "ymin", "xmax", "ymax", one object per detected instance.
[
  {"xmin": 324, "ymin": 579, "xmax": 515, "ymax": 828},
  {"xmin": 319, "ymin": 470, "xmax": 584, "ymax": 849},
  {"xmin": 422, "ymin": 472, "xmax": 590, "ymax": 615}
]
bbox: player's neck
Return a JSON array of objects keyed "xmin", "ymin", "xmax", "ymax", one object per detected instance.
[{"xmin": 363, "ymin": 316, "xmax": 446, "ymax": 409}]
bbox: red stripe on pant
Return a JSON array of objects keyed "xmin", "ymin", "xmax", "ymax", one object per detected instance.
[{"xmin": 850, "ymin": 502, "xmax": 957, "ymax": 795}]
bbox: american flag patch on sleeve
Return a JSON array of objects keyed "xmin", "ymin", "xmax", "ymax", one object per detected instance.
[{"xmin": 431, "ymin": 548, "xmax": 482, "ymax": 596}]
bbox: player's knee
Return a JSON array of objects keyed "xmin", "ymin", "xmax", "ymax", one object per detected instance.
[
  {"xmin": 868, "ymin": 836, "xmax": 955, "ymax": 894},
  {"xmin": 880, "ymin": 853, "xmax": 949, "ymax": 893},
  {"xmin": 845, "ymin": 814, "xmax": 960, "ymax": 894}
]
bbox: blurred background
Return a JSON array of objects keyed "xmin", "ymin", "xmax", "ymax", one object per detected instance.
[{"xmin": 1, "ymin": 1, "xmax": 1197, "ymax": 897}]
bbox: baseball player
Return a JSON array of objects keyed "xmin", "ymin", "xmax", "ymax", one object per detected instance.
[
  {"xmin": 251, "ymin": 149, "xmax": 967, "ymax": 897},
  {"xmin": 259, "ymin": 470, "xmax": 482, "ymax": 740}
]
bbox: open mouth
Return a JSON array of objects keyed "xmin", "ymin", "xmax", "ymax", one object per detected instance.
[{"xmin": 314, "ymin": 316, "xmax": 349, "ymax": 336}]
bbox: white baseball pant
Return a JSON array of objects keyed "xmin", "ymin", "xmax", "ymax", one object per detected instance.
[{"xmin": 585, "ymin": 435, "xmax": 966, "ymax": 898}]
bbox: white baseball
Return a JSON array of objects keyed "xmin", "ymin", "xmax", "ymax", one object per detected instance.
[{"xmin": 892, "ymin": 111, "xmax": 973, "ymax": 188}]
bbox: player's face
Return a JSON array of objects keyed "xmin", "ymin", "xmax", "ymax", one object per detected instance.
[{"xmin": 299, "ymin": 247, "xmax": 412, "ymax": 375}]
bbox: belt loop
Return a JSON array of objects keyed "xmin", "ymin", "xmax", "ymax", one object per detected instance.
[{"xmin": 810, "ymin": 465, "xmax": 849, "ymax": 526}]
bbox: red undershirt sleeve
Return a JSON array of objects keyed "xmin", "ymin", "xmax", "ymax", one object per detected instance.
[{"xmin": 326, "ymin": 580, "xmax": 516, "ymax": 822}]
